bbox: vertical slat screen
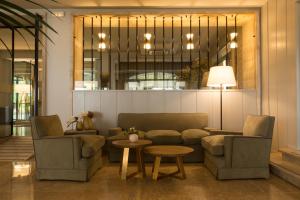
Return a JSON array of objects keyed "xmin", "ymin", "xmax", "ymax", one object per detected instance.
[{"xmin": 77, "ymin": 14, "xmax": 246, "ymax": 90}]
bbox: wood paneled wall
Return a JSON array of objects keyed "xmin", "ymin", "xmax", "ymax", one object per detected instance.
[
  {"xmin": 261, "ymin": 0, "xmax": 298, "ymax": 150},
  {"xmin": 73, "ymin": 90, "xmax": 258, "ymax": 135}
]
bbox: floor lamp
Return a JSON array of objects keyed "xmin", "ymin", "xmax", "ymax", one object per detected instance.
[{"xmin": 207, "ymin": 66, "xmax": 237, "ymax": 130}]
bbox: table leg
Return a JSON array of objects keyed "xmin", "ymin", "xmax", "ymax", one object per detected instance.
[
  {"xmin": 152, "ymin": 156, "xmax": 161, "ymax": 181},
  {"xmin": 121, "ymin": 148, "xmax": 130, "ymax": 180},
  {"xmin": 176, "ymin": 156, "xmax": 186, "ymax": 179},
  {"xmin": 136, "ymin": 147, "xmax": 146, "ymax": 178}
]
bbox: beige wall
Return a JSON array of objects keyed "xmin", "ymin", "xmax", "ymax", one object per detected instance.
[
  {"xmin": 261, "ymin": 0, "xmax": 299, "ymax": 150},
  {"xmin": 240, "ymin": 14, "xmax": 257, "ymax": 89}
]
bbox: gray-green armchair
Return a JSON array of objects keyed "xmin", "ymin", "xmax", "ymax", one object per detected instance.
[
  {"xmin": 202, "ymin": 115, "xmax": 275, "ymax": 180},
  {"xmin": 30, "ymin": 115, "xmax": 105, "ymax": 181}
]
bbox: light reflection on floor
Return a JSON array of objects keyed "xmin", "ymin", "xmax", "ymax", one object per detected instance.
[
  {"xmin": 0, "ymin": 159, "xmax": 300, "ymax": 200},
  {"xmin": 13, "ymin": 126, "xmax": 31, "ymax": 137},
  {"xmin": 12, "ymin": 161, "xmax": 32, "ymax": 178}
]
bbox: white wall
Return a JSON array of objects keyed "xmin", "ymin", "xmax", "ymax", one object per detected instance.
[
  {"xmin": 261, "ymin": 0, "xmax": 299, "ymax": 150},
  {"xmin": 73, "ymin": 90, "xmax": 258, "ymax": 135},
  {"xmin": 46, "ymin": 11, "xmax": 74, "ymax": 127}
]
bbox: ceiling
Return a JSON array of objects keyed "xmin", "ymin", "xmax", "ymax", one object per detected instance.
[{"xmin": 10, "ymin": 0, "xmax": 267, "ymax": 8}]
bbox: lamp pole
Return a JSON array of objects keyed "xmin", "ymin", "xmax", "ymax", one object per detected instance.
[
  {"xmin": 220, "ymin": 84, "xmax": 223, "ymax": 130},
  {"xmin": 34, "ymin": 15, "xmax": 40, "ymax": 116}
]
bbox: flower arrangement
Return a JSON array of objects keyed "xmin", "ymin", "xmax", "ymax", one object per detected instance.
[
  {"xmin": 125, "ymin": 127, "xmax": 139, "ymax": 142},
  {"xmin": 125, "ymin": 127, "xmax": 138, "ymax": 135},
  {"xmin": 67, "ymin": 111, "xmax": 95, "ymax": 131}
]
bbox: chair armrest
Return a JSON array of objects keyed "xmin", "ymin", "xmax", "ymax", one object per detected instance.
[
  {"xmin": 33, "ymin": 136, "xmax": 82, "ymax": 169},
  {"xmin": 108, "ymin": 127, "xmax": 122, "ymax": 137},
  {"xmin": 224, "ymin": 136, "xmax": 272, "ymax": 168},
  {"xmin": 204, "ymin": 127, "xmax": 242, "ymax": 136},
  {"xmin": 64, "ymin": 129, "xmax": 98, "ymax": 135}
]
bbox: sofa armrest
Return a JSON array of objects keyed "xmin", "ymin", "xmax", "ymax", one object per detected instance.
[
  {"xmin": 64, "ymin": 129, "xmax": 98, "ymax": 135},
  {"xmin": 224, "ymin": 136, "xmax": 272, "ymax": 168},
  {"xmin": 108, "ymin": 127, "xmax": 122, "ymax": 137},
  {"xmin": 204, "ymin": 127, "xmax": 242, "ymax": 136},
  {"xmin": 34, "ymin": 136, "xmax": 82, "ymax": 169}
]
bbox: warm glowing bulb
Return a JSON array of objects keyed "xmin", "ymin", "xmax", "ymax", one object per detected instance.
[
  {"xmin": 230, "ymin": 32, "xmax": 238, "ymax": 40},
  {"xmin": 186, "ymin": 33, "xmax": 194, "ymax": 40},
  {"xmin": 144, "ymin": 33, "xmax": 152, "ymax": 40},
  {"xmin": 98, "ymin": 42, "xmax": 106, "ymax": 49},
  {"xmin": 98, "ymin": 32, "xmax": 106, "ymax": 39},
  {"xmin": 143, "ymin": 43, "xmax": 151, "ymax": 50},
  {"xmin": 186, "ymin": 43, "xmax": 194, "ymax": 50},
  {"xmin": 230, "ymin": 42, "xmax": 238, "ymax": 49}
]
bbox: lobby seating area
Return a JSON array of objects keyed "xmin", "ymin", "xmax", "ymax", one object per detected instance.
[
  {"xmin": 29, "ymin": 113, "xmax": 276, "ymax": 182},
  {"xmin": 1, "ymin": 0, "xmax": 300, "ymax": 199}
]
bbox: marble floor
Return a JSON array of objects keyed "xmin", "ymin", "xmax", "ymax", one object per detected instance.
[{"xmin": 0, "ymin": 160, "xmax": 300, "ymax": 200}]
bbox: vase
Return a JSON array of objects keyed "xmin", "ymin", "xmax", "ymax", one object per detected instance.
[{"xmin": 129, "ymin": 134, "xmax": 139, "ymax": 142}]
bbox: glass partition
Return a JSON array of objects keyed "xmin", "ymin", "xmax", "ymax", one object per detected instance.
[
  {"xmin": 74, "ymin": 13, "xmax": 258, "ymax": 90},
  {"xmin": 0, "ymin": 26, "xmax": 44, "ymax": 136}
]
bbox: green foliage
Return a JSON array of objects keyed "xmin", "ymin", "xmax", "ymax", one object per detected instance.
[{"xmin": 0, "ymin": 0, "xmax": 58, "ymax": 54}]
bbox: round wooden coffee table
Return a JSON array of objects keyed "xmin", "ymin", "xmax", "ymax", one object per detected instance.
[
  {"xmin": 144, "ymin": 145, "xmax": 194, "ymax": 180},
  {"xmin": 112, "ymin": 139, "xmax": 152, "ymax": 180}
]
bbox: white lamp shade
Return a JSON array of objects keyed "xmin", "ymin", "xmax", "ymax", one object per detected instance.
[{"xmin": 207, "ymin": 66, "xmax": 237, "ymax": 87}]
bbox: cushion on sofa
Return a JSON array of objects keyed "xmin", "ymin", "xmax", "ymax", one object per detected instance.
[
  {"xmin": 201, "ymin": 135, "xmax": 226, "ymax": 156},
  {"xmin": 182, "ymin": 129, "xmax": 210, "ymax": 145},
  {"xmin": 145, "ymin": 130, "xmax": 182, "ymax": 145},
  {"xmin": 81, "ymin": 135, "xmax": 105, "ymax": 158}
]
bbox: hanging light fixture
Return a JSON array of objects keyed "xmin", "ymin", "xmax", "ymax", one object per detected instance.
[
  {"xmin": 186, "ymin": 33, "xmax": 194, "ymax": 50},
  {"xmin": 230, "ymin": 32, "xmax": 238, "ymax": 40},
  {"xmin": 143, "ymin": 43, "xmax": 151, "ymax": 50},
  {"xmin": 98, "ymin": 42, "xmax": 106, "ymax": 49},
  {"xmin": 98, "ymin": 32, "xmax": 106, "ymax": 50},
  {"xmin": 230, "ymin": 32, "xmax": 238, "ymax": 49},
  {"xmin": 186, "ymin": 33, "xmax": 194, "ymax": 40},
  {"xmin": 143, "ymin": 33, "xmax": 152, "ymax": 50},
  {"xmin": 98, "ymin": 32, "xmax": 106, "ymax": 39},
  {"xmin": 230, "ymin": 42, "xmax": 238, "ymax": 49},
  {"xmin": 144, "ymin": 33, "xmax": 152, "ymax": 40}
]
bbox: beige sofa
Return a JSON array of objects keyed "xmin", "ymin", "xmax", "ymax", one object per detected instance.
[
  {"xmin": 202, "ymin": 115, "xmax": 275, "ymax": 180},
  {"xmin": 30, "ymin": 115, "xmax": 105, "ymax": 181},
  {"xmin": 107, "ymin": 113, "xmax": 210, "ymax": 162}
]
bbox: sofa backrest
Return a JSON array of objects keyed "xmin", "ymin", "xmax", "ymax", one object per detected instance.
[
  {"xmin": 118, "ymin": 113, "xmax": 208, "ymax": 132},
  {"xmin": 30, "ymin": 115, "xmax": 64, "ymax": 139},
  {"xmin": 243, "ymin": 115, "xmax": 275, "ymax": 139}
]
